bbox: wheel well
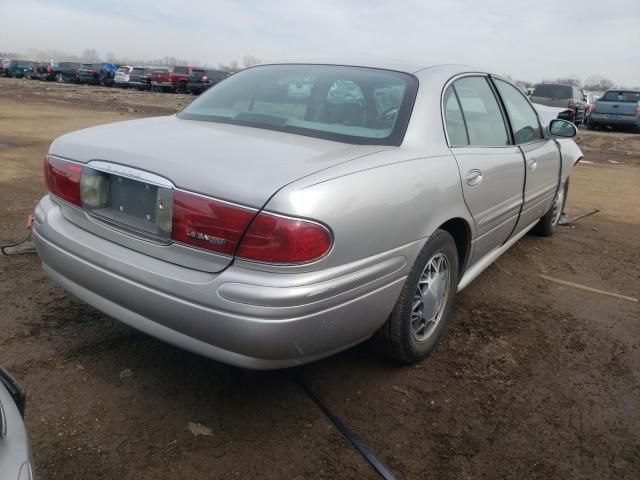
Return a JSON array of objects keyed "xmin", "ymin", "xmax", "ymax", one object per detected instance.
[{"xmin": 439, "ymin": 218, "xmax": 471, "ymax": 276}]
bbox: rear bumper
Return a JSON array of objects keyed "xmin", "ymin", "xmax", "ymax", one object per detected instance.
[
  {"xmin": 151, "ymin": 81, "xmax": 175, "ymax": 89},
  {"xmin": 186, "ymin": 82, "xmax": 208, "ymax": 93},
  {"xmin": 32, "ymin": 196, "xmax": 408, "ymax": 369},
  {"xmin": 128, "ymin": 81, "xmax": 150, "ymax": 89},
  {"xmin": 589, "ymin": 113, "xmax": 640, "ymax": 127}
]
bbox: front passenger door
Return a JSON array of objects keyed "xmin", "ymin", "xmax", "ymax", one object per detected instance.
[{"xmin": 493, "ymin": 78, "xmax": 561, "ymax": 233}]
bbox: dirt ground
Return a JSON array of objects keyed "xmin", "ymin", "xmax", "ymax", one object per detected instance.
[{"xmin": 1, "ymin": 77, "xmax": 639, "ymax": 480}]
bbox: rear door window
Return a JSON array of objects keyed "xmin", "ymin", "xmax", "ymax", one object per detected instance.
[
  {"xmin": 443, "ymin": 86, "xmax": 469, "ymax": 146},
  {"xmin": 532, "ymin": 84, "xmax": 572, "ymax": 99},
  {"xmin": 494, "ymin": 79, "xmax": 543, "ymax": 144},
  {"xmin": 453, "ymin": 77, "xmax": 510, "ymax": 146},
  {"xmin": 602, "ymin": 91, "xmax": 640, "ymax": 103}
]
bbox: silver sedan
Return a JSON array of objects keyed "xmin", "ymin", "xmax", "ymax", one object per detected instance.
[{"xmin": 33, "ymin": 62, "xmax": 583, "ymax": 369}]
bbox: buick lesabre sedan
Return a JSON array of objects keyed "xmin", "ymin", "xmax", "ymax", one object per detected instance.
[{"xmin": 33, "ymin": 62, "xmax": 583, "ymax": 369}]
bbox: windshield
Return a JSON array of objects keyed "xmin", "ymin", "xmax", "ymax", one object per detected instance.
[
  {"xmin": 178, "ymin": 64, "xmax": 417, "ymax": 145},
  {"xmin": 601, "ymin": 90, "xmax": 640, "ymax": 103},
  {"xmin": 532, "ymin": 84, "xmax": 572, "ymax": 99}
]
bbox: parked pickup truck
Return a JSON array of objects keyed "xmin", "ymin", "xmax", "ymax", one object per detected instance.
[
  {"xmin": 151, "ymin": 66, "xmax": 196, "ymax": 93},
  {"xmin": 128, "ymin": 67, "xmax": 168, "ymax": 90},
  {"xmin": 587, "ymin": 90, "xmax": 640, "ymax": 133},
  {"xmin": 78, "ymin": 63, "xmax": 119, "ymax": 86},
  {"xmin": 186, "ymin": 69, "xmax": 230, "ymax": 94}
]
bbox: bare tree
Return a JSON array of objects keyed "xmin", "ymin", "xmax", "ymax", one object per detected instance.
[
  {"xmin": 583, "ymin": 75, "xmax": 615, "ymax": 91},
  {"xmin": 81, "ymin": 49, "xmax": 101, "ymax": 63},
  {"xmin": 243, "ymin": 55, "xmax": 261, "ymax": 68},
  {"xmin": 219, "ymin": 60, "xmax": 241, "ymax": 73},
  {"xmin": 545, "ymin": 76, "xmax": 582, "ymax": 87}
]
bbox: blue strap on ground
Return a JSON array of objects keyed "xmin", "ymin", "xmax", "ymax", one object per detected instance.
[{"xmin": 295, "ymin": 377, "xmax": 397, "ymax": 480}]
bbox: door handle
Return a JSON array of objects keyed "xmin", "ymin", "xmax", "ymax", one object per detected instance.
[
  {"xmin": 466, "ymin": 169, "xmax": 483, "ymax": 186},
  {"xmin": 527, "ymin": 157, "xmax": 538, "ymax": 171}
]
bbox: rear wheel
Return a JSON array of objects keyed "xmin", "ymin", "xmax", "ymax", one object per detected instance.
[
  {"xmin": 532, "ymin": 179, "xmax": 569, "ymax": 236},
  {"xmin": 372, "ymin": 229, "xmax": 459, "ymax": 363},
  {"xmin": 176, "ymin": 82, "xmax": 187, "ymax": 94}
]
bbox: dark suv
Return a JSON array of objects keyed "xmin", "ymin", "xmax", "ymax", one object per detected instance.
[
  {"xmin": 530, "ymin": 83, "xmax": 587, "ymax": 124},
  {"xmin": 186, "ymin": 69, "xmax": 230, "ymax": 94}
]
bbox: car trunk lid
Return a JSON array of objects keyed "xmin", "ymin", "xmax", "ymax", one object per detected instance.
[{"xmin": 48, "ymin": 116, "xmax": 389, "ymax": 271}]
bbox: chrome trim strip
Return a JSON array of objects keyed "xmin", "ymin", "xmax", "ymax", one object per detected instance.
[
  {"xmin": 0, "ymin": 399, "xmax": 6, "ymax": 438},
  {"xmin": 86, "ymin": 160, "xmax": 175, "ymax": 188}
]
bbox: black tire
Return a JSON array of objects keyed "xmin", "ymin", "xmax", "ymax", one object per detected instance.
[
  {"xmin": 176, "ymin": 82, "xmax": 187, "ymax": 94},
  {"xmin": 587, "ymin": 122, "xmax": 595, "ymax": 131},
  {"xmin": 371, "ymin": 229, "xmax": 459, "ymax": 363},
  {"xmin": 532, "ymin": 179, "xmax": 569, "ymax": 237}
]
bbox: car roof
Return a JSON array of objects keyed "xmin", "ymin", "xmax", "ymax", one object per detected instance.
[{"xmin": 258, "ymin": 60, "xmax": 473, "ymax": 75}]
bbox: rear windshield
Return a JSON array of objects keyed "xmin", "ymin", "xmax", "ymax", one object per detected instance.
[
  {"xmin": 117, "ymin": 67, "xmax": 131, "ymax": 73},
  {"xmin": 601, "ymin": 91, "xmax": 640, "ymax": 103},
  {"xmin": 173, "ymin": 66, "xmax": 190, "ymax": 74},
  {"xmin": 16, "ymin": 61, "xmax": 32, "ymax": 67},
  {"xmin": 178, "ymin": 64, "xmax": 418, "ymax": 145},
  {"xmin": 131, "ymin": 68, "xmax": 145, "ymax": 74},
  {"xmin": 532, "ymin": 84, "xmax": 572, "ymax": 99}
]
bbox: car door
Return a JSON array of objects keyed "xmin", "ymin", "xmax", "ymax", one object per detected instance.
[
  {"xmin": 443, "ymin": 76, "xmax": 525, "ymax": 264},
  {"xmin": 492, "ymin": 77, "xmax": 561, "ymax": 233}
]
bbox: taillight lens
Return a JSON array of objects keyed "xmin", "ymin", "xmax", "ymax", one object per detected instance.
[
  {"xmin": 237, "ymin": 212, "xmax": 332, "ymax": 264},
  {"xmin": 567, "ymin": 100, "xmax": 575, "ymax": 109},
  {"xmin": 635, "ymin": 103, "xmax": 640, "ymax": 117},
  {"xmin": 171, "ymin": 190, "xmax": 255, "ymax": 255},
  {"xmin": 202, "ymin": 75, "xmax": 208, "ymax": 81},
  {"xmin": 44, "ymin": 155, "xmax": 83, "ymax": 206}
]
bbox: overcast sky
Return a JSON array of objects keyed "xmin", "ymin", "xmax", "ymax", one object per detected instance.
[{"xmin": 1, "ymin": 0, "xmax": 639, "ymax": 85}]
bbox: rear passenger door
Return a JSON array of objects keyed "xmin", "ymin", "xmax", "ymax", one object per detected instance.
[
  {"xmin": 444, "ymin": 76, "xmax": 525, "ymax": 264},
  {"xmin": 492, "ymin": 78, "xmax": 561, "ymax": 233}
]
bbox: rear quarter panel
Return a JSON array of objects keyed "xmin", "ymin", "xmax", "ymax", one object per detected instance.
[{"xmin": 264, "ymin": 148, "xmax": 472, "ymax": 272}]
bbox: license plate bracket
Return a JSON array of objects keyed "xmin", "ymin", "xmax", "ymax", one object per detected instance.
[{"xmin": 83, "ymin": 172, "xmax": 173, "ymax": 242}]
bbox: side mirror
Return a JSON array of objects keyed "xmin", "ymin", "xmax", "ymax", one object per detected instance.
[{"xmin": 549, "ymin": 119, "xmax": 577, "ymax": 138}]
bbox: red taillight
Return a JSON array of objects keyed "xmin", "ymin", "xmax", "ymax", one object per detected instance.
[
  {"xmin": 171, "ymin": 190, "xmax": 256, "ymax": 255},
  {"xmin": 237, "ymin": 213, "xmax": 332, "ymax": 264},
  {"xmin": 202, "ymin": 75, "xmax": 208, "ymax": 81},
  {"xmin": 567, "ymin": 100, "xmax": 575, "ymax": 109},
  {"xmin": 47, "ymin": 66, "xmax": 52, "ymax": 73},
  {"xmin": 636, "ymin": 103, "xmax": 640, "ymax": 117},
  {"xmin": 44, "ymin": 155, "xmax": 83, "ymax": 206}
]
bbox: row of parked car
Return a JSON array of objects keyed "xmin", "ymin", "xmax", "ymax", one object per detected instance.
[
  {"xmin": 0, "ymin": 59, "xmax": 231, "ymax": 95},
  {"xmin": 526, "ymin": 82, "xmax": 640, "ymax": 132}
]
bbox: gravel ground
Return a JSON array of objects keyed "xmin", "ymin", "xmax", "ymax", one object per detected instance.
[{"xmin": 1, "ymin": 77, "xmax": 639, "ymax": 480}]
